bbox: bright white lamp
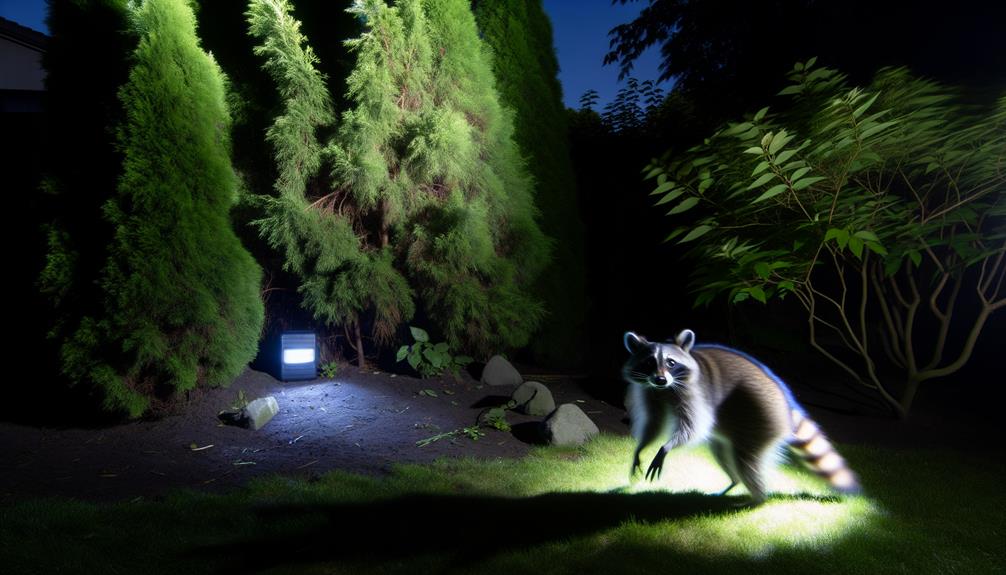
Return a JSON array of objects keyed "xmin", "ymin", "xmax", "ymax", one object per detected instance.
[{"xmin": 280, "ymin": 331, "xmax": 316, "ymax": 381}]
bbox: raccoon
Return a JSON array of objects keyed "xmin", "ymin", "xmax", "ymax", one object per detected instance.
[{"xmin": 622, "ymin": 329, "xmax": 859, "ymax": 503}]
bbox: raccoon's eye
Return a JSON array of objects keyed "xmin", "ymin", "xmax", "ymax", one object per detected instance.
[{"xmin": 664, "ymin": 358, "xmax": 676, "ymax": 368}]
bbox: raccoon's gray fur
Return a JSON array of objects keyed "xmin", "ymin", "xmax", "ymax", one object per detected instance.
[{"xmin": 622, "ymin": 329, "xmax": 859, "ymax": 503}]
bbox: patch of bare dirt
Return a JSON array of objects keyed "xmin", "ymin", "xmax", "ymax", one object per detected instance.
[
  {"xmin": 0, "ymin": 367, "xmax": 630, "ymax": 503},
  {"xmin": 2, "ymin": 363, "xmax": 993, "ymax": 504}
]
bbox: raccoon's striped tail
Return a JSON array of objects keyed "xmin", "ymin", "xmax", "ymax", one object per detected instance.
[{"xmin": 788, "ymin": 409, "xmax": 861, "ymax": 494}]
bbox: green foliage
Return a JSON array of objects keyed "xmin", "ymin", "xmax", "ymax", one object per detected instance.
[
  {"xmin": 43, "ymin": 0, "xmax": 264, "ymax": 417},
  {"xmin": 396, "ymin": 326, "xmax": 472, "ymax": 378},
  {"xmin": 600, "ymin": 78, "xmax": 665, "ymax": 133},
  {"xmin": 39, "ymin": 0, "xmax": 134, "ymax": 356},
  {"xmin": 415, "ymin": 424, "xmax": 485, "ymax": 446},
  {"xmin": 248, "ymin": 0, "xmax": 550, "ymax": 360},
  {"xmin": 474, "ymin": 0, "xmax": 587, "ymax": 367},
  {"xmin": 646, "ymin": 60, "xmax": 1006, "ymax": 415},
  {"xmin": 480, "ymin": 406, "xmax": 511, "ymax": 432},
  {"xmin": 230, "ymin": 389, "xmax": 250, "ymax": 412},
  {"xmin": 319, "ymin": 361, "xmax": 340, "ymax": 379}
]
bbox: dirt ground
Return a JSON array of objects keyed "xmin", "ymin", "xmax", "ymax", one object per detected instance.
[
  {"xmin": 1, "ymin": 363, "xmax": 994, "ymax": 504},
  {"xmin": 0, "ymin": 366, "xmax": 631, "ymax": 503}
]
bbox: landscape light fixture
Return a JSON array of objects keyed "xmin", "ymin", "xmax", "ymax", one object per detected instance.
[{"xmin": 280, "ymin": 331, "xmax": 317, "ymax": 381}]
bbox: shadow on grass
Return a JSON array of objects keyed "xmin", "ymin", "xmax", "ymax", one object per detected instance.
[{"xmin": 196, "ymin": 489, "xmax": 836, "ymax": 573}]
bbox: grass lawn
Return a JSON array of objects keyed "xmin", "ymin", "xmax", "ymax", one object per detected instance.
[{"xmin": 2, "ymin": 434, "xmax": 1003, "ymax": 574}]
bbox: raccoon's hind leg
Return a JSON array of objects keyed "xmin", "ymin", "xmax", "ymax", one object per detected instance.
[
  {"xmin": 731, "ymin": 440, "xmax": 787, "ymax": 505},
  {"xmin": 709, "ymin": 434, "xmax": 741, "ymax": 495}
]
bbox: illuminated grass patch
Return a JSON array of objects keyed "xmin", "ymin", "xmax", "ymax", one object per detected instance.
[{"xmin": 1, "ymin": 435, "xmax": 1002, "ymax": 575}]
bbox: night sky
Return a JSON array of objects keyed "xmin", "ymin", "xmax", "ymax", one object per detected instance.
[{"xmin": 0, "ymin": 0, "xmax": 669, "ymax": 110}]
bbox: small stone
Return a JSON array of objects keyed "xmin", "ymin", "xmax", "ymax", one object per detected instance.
[
  {"xmin": 480, "ymin": 355, "xmax": 522, "ymax": 387},
  {"xmin": 243, "ymin": 396, "xmax": 279, "ymax": 430},
  {"xmin": 544, "ymin": 404, "xmax": 599, "ymax": 446},
  {"xmin": 511, "ymin": 381, "xmax": 555, "ymax": 416}
]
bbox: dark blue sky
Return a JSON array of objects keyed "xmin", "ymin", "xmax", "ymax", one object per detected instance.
[
  {"xmin": 0, "ymin": 0, "xmax": 670, "ymax": 110},
  {"xmin": 543, "ymin": 0, "xmax": 670, "ymax": 109}
]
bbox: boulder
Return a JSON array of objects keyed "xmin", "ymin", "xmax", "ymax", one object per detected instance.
[
  {"xmin": 544, "ymin": 403, "xmax": 599, "ymax": 446},
  {"xmin": 511, "ymin": 381, "xmax": 555, "ymax": 416},
  {"xmin": 481, "ymin": 355, "xmax": 522, "ymax": 387},
  {"xmin": 243, "ymin": 396, "xmax": 279, "ymax": 430}
]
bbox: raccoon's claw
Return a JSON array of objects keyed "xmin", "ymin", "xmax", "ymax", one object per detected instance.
[
  {"xmin": 645, "ymin": 449, "xmax": 668, "ymax": 482},
  {"xmin": 717, "ymin": 481, "xmax": 738, "ymax": 496},
  {"xmin": 630, "ymin": 458, "xmax": 643, "ymax": 481}
]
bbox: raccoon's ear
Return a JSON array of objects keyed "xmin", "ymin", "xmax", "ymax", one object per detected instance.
[
  {"xmin": 624, "ymin": 332, "xmax": 648, "ymax": 354},
  {"xmin": 676, "ymin": 329, "xmax": 696, "ymax": 352}
]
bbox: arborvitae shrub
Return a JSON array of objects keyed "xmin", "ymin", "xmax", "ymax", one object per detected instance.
[
  {"xmin": 248, "ymin": 0, "xmax": 550, "ymax": 360},
  {"xmin": 42, "ymin": 0, "xmax": 264, "ymax": 417},
  {"xmin": 473, "ymin": 0, "xmax": 588, "ymax": 367}
]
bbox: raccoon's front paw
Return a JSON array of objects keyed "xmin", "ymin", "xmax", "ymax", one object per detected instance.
[
  {"xmin": 645, "ymin": 448, "xmax": 668, "ymax": 482},
  {"xmin": 630, "ymin": 456, "xmax": 643, "ymax": 481}
]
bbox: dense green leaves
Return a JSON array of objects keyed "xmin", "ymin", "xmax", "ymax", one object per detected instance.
[
  {"xmin": 250, "ymin": 0, "xmax": 550, "ymax": 359},
  {"xmin": 643, "ymin": 59, "xmax": 1005, "ymax": 415},
  {"xmin": 42, "ymin": 0, "xmax": 264, "ymax": 417},
  {"xmin": 474, "ymin": 0, "xmax": 587, "ymax": 367},
  {"xmin": 646, "ymin": 60, "xmax": 1005, "ymax": 309}
]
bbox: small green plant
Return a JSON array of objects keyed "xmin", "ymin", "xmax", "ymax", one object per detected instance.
[
  {"xmin": 461, "ymin": 425, "xmax": 486, "ymax": 440},
  {"xmin": 319, "ymin": 361, "xmax": 339, "ymax": 379},
  {"xmin": 230, "ymin": 389, "xmax": 249, "ymax": 412},
  {"xmin": 396, "ymin": 326, "xmax": 473, "ymax": 378},
  {"xmin": 480, "ymin": 406, "xmax": 511, "ymax": 432},
  {"xmin": 415, "ymin": 424, "xmax": 488, "ymax": 447}
]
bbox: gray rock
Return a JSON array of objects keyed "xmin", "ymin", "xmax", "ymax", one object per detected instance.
[
  {"xmin": 511, "ymin": 381, "xmax": 555, "ymax": 416},
  {"xmin": 243, "ymin": 396, "xmax": 279, "ymax": 430},
  {"xmin": 481, "ymin": 355, "xmax": 522, "ymax": 387},
  {"xmin": 544, "ymin": 403, "xmax": 599, "ymax": 446}
]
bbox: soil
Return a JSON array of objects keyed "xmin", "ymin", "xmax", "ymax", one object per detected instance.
[
  {"xmin": 1, "ymin": 364, "xmax": 995, "ymax": 504},
  {"xmin": 0, "ymin": 366, "xmax": 630, "ymax": 503}
]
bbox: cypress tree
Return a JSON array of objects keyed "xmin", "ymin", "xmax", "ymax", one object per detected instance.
[
  {"xmin": 248, "ymin": 0, "xmax": 550, "ymax": 361},
  {"xmin": 43, "ymin": 0, "xmax": 264, "ymax": 417},
  {"xmin": 473, "ymin": 0, "xmax": 588, "ymax": 368}
]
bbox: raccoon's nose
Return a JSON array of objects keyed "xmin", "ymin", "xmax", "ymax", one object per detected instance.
[{"xmin": 652, "ymin": 375, "xmax": 667, "ymax": 387}]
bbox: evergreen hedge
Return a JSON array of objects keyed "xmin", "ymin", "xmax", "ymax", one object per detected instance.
[{"xmin": 41, "ymin": 0, "xmax": 264, "ymax": 417}]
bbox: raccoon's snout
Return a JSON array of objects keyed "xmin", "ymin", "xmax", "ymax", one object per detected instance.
[{"xmin": 651, "ymin": 375, "xmax": 669, "ymax": 387}]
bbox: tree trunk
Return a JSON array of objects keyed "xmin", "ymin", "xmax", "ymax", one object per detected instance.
[
  {"xmin": 354, "ymin": 318, "xmax": 365, "ymax": 369},
  {"xmin": 378, "ymin": 198, "xmax": 390, "ymax": 249},
  {"xmin": 898, "ymin": 379, "xmax": 920, "ymax": 419}
]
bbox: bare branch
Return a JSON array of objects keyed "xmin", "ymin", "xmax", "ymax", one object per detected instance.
[
  {"xmin": 871, "ymin": 265, "xmax": 907, "ymax": 367},
  {"xmin": 903, "ymin": 270, "xmax": 922, "ymax": 374},
  {"xmin": 888, "ymin": 273, "xmax": 910, "ymax": 308},
  {"xmin": 918, "ymin": 306, "xmax": 995, "ymax": 382},
  {"xmin": 925, "ymin": 271, "xmax": 963, "ymax": 371},
  {"xmin": 979, "ymin": 241, "xmax": 1006, "ymax": 295}
]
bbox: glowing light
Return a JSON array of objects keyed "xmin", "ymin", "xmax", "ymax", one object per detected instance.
[
  {"xmin": 280, "ymin": 331, "xmax": 316, "ymax": 381},
  {"xmin": 283, "ymin": 348, "xmax": 315, "ymax": 365},
  {"xmin": 593, "ymin": 441, "xmax": 877, "ymax": 558}
]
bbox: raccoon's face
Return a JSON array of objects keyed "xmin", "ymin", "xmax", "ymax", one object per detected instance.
[{"xmin": 622, "ymin": 330, "xmax": 698, "ymax": 390}]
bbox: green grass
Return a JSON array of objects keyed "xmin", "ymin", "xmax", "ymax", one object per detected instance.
[{"xmin": 2, "ymin": 435, "xmax": 1003, "ymax": 574}]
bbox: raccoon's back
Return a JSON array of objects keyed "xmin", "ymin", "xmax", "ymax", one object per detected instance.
[{"xmin": 692, "ymin": 345, "xmax": 792, "ymax": 411}]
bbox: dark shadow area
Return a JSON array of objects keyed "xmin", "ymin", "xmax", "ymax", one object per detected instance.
[
  {"xmin": 196, "ymin": 490, "xmax": 758, "ymax": 573},
  {"xmin": 510, "ymin": 421, "xmax": 548, "ymax": 445},
  {"xmin": 471, "ymin": 395, "xmax": 511, "ymax": 409}
]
